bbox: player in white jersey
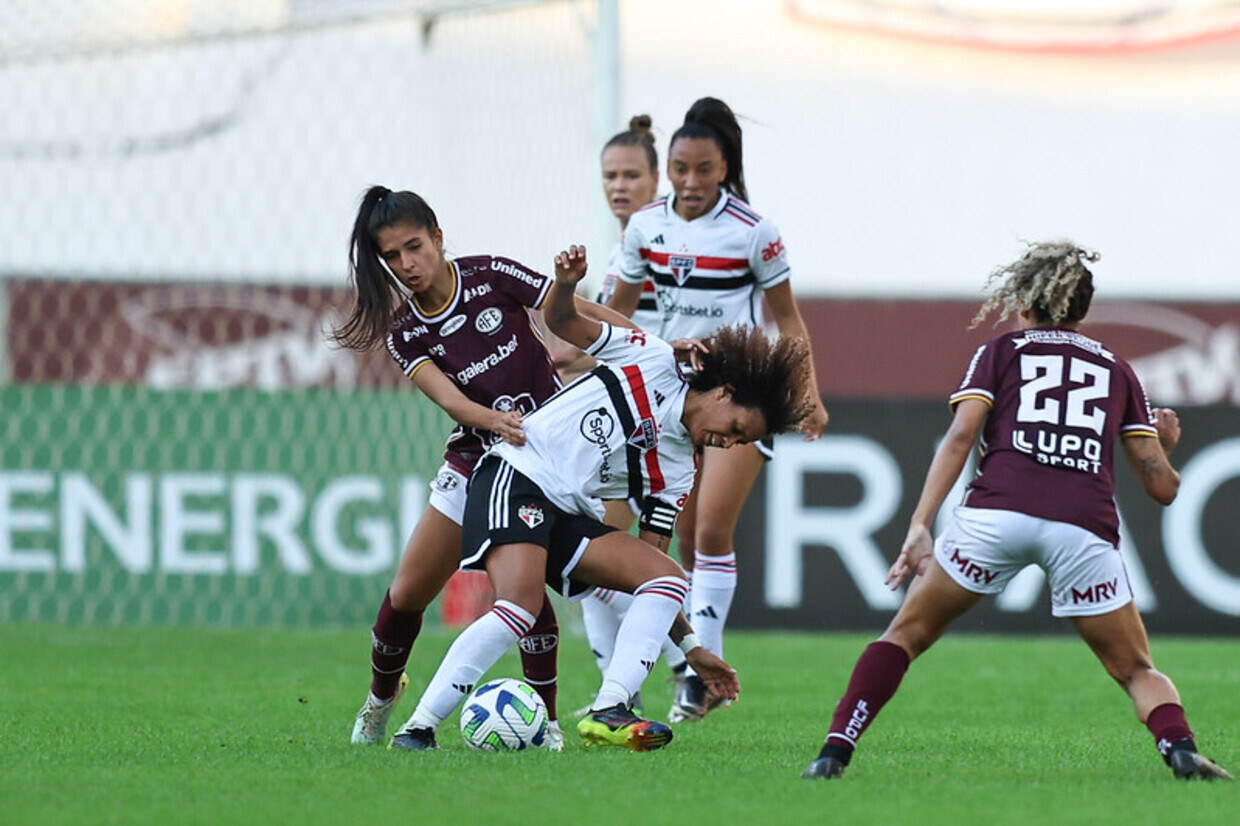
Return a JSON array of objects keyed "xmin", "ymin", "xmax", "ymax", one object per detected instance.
[
  {"xmin": 576, "ymin": 115, "xmax": 690, "ymax": 716},
  {"xmin": 390, "ymin": 244, "xmax": 817, "ymax": 752},
  {"xmin": 609, "ymin": 97, "xmax": 830, "ymax": 722},
  {"xmin": 803, "ymin": 242, "xmax": 1230, "ymax": 782}
]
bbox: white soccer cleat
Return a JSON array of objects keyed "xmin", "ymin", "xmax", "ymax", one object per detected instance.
[
  {"xmin": 351, "ymin": 673, "xmax": 410, "ymax": 745},
  {"xmin": 544, "ymin": 719, "xmax": 565, "ymax": 752}
]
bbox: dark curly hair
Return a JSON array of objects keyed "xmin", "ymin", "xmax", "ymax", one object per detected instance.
[{"xmin": 688, "ymin": 324, "xmax": 815, "ymax": 435}]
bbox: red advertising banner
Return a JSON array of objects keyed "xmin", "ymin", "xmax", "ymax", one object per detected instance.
[{"xmin": 799, "ymin": 298, "xmax": 1240, "ymax": 406}]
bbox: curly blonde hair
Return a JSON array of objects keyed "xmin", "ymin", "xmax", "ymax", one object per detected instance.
[{"xmin": 971, "ymin": 241, "xmax": 1098, "ymax": 329}]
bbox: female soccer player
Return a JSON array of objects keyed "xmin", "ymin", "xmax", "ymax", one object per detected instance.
[
  {"xmin": 579, "ymin": 115, "xmax": 690, "ymax": 714},
  {"xmin": 802, "ymin": 242, "xmax": 1232, "ymax": 782},
  {"xmin": 608, "ymin": 97, "xmax": 830, "ymax": 721},
  {"xmin": 334, "ymin": 186, "xmax": 568, "ymax": 749},
  {"xmin": 390, "ymin": 245, "xmax": 816, "ymax": 752}
]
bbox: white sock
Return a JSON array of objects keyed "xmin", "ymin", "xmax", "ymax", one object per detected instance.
[
  {"xmin": 689, "ymin": 552, "xmax": 736, "ymax": 658},
  {"xmin": 661, "ymin": 636, "xmax": 686, "ymax": 670},
  {"xmin": 593, "ymin": 576, "xmax": 688, "ymax": 710},
  {"xmin": 403, "ymin": 600, "xmax": 534, "ymax": 731},
  {"xmin": 580, "ymin": 588, "xmax": 625, "ymax": 675}
]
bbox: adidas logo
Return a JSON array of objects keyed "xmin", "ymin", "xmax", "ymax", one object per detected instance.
[
  {"xmin": 695, "ymin": 606, "xmax": 719, "ymax": 619},
  {"xmin": 452, "ymin": 683, "xmax": 475, "ymax": 695},
  {"xmin": 650, "ymin": 234, "xmax": 664, "ymax": 245},
  {"xmin": 641, "ymin": 659, "xmax": 656, "ymax": 673},
  {"xmin": 654, "ymin": 389, "xmax": 665, "ymax": 405}
]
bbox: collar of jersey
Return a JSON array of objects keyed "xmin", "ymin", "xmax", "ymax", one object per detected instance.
[
  {"xmin": 407, "ymin": 259, "xmax": 462, "ymax": 322},
  {"xmin": 667, "ymin": 188, "xmax": 730, "ymax": 224}
]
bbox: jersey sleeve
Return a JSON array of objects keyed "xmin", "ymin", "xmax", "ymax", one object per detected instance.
[
  {"xmin": 487, "ymin": 256, "xmax": 553, "ymax": 309},
  {"xmin": 750, "ymin": 218, "xmax": 792, "ymax": 290},
  {"xmin": 616, "ymin": 221, "xmax": 649, "ymax": 286},
  {"xmin": 584, "ymin": 322, "xmax": 672, "ymax": 367},
  {"xmin": 385, "ymin": 330, "xmax": 432, "ymax": 380},
  {"xmin": 1117, "ymin": 358, "xmax": 1159, "ymax": 439},
  {"xmin": 949, "ymin": 342, "xmax": 997, "ymax": 410}
]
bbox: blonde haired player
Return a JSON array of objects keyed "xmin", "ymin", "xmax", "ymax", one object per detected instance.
[{"xmin": 803, "ymin": 241, "xmax": 1231, "ymax": 782}]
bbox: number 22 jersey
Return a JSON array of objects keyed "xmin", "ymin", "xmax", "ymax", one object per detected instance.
[{"xmin": 949, "ymin": 328, "xmax": 1158, "ymax": 546}]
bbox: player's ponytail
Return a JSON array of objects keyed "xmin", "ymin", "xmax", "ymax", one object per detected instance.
[
  {"xmin": 603, "ymin": 113, "xmax": 659, "ymax": 173},
  {"xmin": 971, "ymin": 241, "xmax": 1098, "ymax": 329},
  {"xmin": 672, "ymin": 97, "xmax": 747, "ymax": 202},
  {"xmin": 331, "ymin": 186, "xmax": 440, "ymax": 351}
]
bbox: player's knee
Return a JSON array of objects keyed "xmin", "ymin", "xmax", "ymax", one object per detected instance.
[{"xmin": 694, "ymin": 524, "xmax": 733, "ymax": 551}]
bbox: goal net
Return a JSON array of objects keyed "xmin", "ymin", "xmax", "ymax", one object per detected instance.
[{"xmin": 0, "ymin": 0, "xmax": 601, "ymax": 629}]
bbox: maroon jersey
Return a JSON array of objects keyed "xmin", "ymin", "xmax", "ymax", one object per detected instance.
[
  {"xmin": 949, "ymin": 328, "xmax": 1158, "ymax": 545},
  {"xmin": 386, "ymin": 255, "xmax": 561, "ymax": 474}
]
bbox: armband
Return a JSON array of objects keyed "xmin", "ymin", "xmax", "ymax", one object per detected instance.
[
  {"xmin": 677, "ymin": 633, "xmax": 701, "ymax": 655},
  {"xmin": 638, "ymin": 496, "xmax": 679, "ymax": 537}
]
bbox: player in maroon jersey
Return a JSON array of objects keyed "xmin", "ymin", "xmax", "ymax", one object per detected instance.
[
  {"xmin": 332, "ymin": 186, "xmax": 569, "ymax": 749},
  {"xmin": 803, "ymin": 241, "xmax": 1231, "ymax": 782}
]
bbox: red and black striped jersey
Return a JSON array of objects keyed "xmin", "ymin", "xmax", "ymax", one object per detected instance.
[{"xmin": 617, "ymin": 191, "xmax": 791, "ymax": 339}]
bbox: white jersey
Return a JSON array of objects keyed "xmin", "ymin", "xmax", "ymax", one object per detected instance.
[
  {"xmin": 597, "ymin": 242, "xmax": 661, "ymax": 331},
  {"xmin": 489, "ymin": 323, "xmax": 696, "ymax": 521},
  {"xmin": 618, "ymin": 190, "xmax": 791, "ymax": 340}
]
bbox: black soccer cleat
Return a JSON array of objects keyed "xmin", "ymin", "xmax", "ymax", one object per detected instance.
[
  {"xmin": 1169, "ymin": 749, "xmax": 1233, "ymax": 781},
  {"xmin": 801, "ymin": 756, "xmax": 847, "ymax": 780},
  {"xmin": 668, "ymin": 674, "xmax": 709, "ymax": 723},
  {"xmin": 390, "ymin": 726, "xmax": 438, "ymax": 751}
]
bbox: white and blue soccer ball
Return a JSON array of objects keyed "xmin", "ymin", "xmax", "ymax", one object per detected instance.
[{"xmin": 459, "ymin": 678, "xmax": 548, "ymax": 751}]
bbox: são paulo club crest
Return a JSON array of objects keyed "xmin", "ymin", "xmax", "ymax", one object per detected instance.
[
  {"xmin": 669, "ymin": 255, "xmax": 696, "ymax": 285},
  {"xmin": 626, "ymin": 417, "xmax": 658, "ymax": 452},
  {"xmin": 518, "ymin": 504, "xmax": 544, "ymax": 529}
]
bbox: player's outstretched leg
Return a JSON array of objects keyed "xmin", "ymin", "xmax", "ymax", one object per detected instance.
[{"xmin": 577, "ymin": 704, "xmax": 673, "ymax": 752}]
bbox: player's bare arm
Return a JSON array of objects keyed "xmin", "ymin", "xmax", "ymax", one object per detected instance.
[
  {"xmin": 412, "ymin": 361, "xmax": 525, "ymax": 446},
  {"xmin": 606, "ymin": 277, "xmax": 642, "ymax": 318},
  {"xmin": 545, "ymin": 245, "xmax": 605, "ymax": 349},
  {"xmin": 1123, "ymin": 428, "xmax": 1181, "ymax": 506},
  {"xmin": 666, "ymin": 610, "xmax": 740, "ymax": 702},
  {"xmin": 574, "ymin": 295, "xmax": 638, "ymax": 330},
  {"xmin": 887, "ymin": 398, "xmax": 987, "ymax": 589},
  {"xmin": 763, "ymin": 280, "xmax": 829, "ymax": 440}
]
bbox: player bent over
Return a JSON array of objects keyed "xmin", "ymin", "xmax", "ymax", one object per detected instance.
[{"xmin": 390, "ymin": 245, "xmax": 816, "ymax": 751}]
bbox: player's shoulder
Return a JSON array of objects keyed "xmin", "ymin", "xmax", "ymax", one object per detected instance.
[
  {"xmin": 627, "ymin": 196, "xmax": 670, "ymax": 230},
  {"xmin": 716, "ymin": 194, "xmax": 765, "ymax": 228}
]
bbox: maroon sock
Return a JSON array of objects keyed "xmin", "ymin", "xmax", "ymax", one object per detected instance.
[
  {"xmin": 823, "ymin": 641, "xmax": 911, "ymax": 760},
  {"xmin": 519, "ymin": 596, "xmax": 560, "ymax": 721},
  {"xmin": 1147, "ymin": 703, "xmax": 1195, "ymax": 763},
  {"xmin": 369, "ymin": 590, "xmax": 423, "ymax": 700}
]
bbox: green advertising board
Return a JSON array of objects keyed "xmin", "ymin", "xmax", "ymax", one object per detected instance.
[{"xmin": 1, "ymin": 385, "xmax": 454, "ymax": 628}]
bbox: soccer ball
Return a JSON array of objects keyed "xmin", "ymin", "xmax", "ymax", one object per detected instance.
[{"xmin": 459, "ymin": 678, "xmax": 548, "ymax": 751}]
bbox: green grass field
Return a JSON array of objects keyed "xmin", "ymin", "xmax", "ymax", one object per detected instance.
[{"xmin": 2, "ymin": 622, "xmax": 1235, "ymax": 825}]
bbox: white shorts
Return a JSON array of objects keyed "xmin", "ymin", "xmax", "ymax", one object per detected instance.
[
  {"xmin": 934, "ymin": 506, "xmax": 1133, "ymax": 618},
  {"xmin": 427, "ymin": 463, "xmax": 469, "ymax": 526}
]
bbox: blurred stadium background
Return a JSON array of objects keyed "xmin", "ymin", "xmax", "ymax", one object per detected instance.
[{"xmin": 2, "ymin": 0, "xmax": 1239, "ymax": 634}]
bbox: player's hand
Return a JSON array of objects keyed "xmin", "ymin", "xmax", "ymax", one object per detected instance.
[
  {"xmin": 685, "ymin": 646, "xmax": 740, "ymax": 703},
  {"xmin": 490, "ymin": 410, "xmax": 525, "ymax": 446},
  {"xmin": 1152, "ymin": 407, "xmax": 1180, "ymax": 455},
  {"xmin": 669, "ymin": 337, "xmax": 708, "ymax": 372},
  {"xmin": 553, "ymin": 245, "xmax": 588, "ymax": 285},
  {"xmin": 798, "ymin": 398, "xmax": 830, "ymax": 441},
  {"xmin": 885, "ymin": 522, "xmax": 934, "ymax": 590}
]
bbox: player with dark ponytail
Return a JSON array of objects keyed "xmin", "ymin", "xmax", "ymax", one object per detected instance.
[
  {"xmin": 336, "ymin": 185, "xmax": 568, "ymax": 749},
  {"xmin": 608, "ymin": 98, "xmax": 830, "ymax": 722}
]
